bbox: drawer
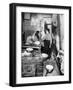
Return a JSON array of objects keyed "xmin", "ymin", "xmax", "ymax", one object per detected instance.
[{"xmin": 22, "ymin": 63, "xmax": 35, "ymax": 77}]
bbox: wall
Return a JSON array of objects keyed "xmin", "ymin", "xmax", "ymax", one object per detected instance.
[
  {"xmin": 59, "ymin": 15, "xmax": 64, "ymax": 50},
  {"xmin": 0, "ymin": 0, "xmax": 72, "ymax": 90}
]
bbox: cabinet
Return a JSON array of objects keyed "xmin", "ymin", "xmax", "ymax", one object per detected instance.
[{"xmin": 22, "ymin": 56, "xmax": 43, "ymax": 77}]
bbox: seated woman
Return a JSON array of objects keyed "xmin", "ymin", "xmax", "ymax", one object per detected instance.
[
  {"xmin": 26, "ymin": 31, "xmax": 40, "ymax": 44},
  {"xmin": 32, "ymin": 31, "xmax": 40, "ymax": 42}
]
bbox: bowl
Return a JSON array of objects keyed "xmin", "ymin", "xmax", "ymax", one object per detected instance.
[
  {"xmin": 41, "ymin": 53, "xmax": 48, "ymax": 58},
  {"xmin": 34, "ymin": 41, "xmax": 40, "ymax": 45},
  {"xmin": 26, "ymin": 48, "xmax": 33, "ymax": 52},
  {"xmin": 22, "ymin": 51, "xmax": 31, "ymax": 56},
  {"xmin": 46, "ymin": 65, "xmax": 54, "ymax": 73}
]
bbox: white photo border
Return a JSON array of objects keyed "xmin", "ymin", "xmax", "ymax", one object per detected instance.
[{"xmin": 16, "ymin": 6, "xmax": 70, "ymax": 84}]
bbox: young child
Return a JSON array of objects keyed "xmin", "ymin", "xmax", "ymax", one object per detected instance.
[{"xmin": 57, "ymin": 50, "xmax": 64, "ymax": 75}]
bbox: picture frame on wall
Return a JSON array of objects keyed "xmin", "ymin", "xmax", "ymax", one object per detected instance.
[{"xmin": 9, "ymin": 3, "xmax": 71, "ymax": 87}]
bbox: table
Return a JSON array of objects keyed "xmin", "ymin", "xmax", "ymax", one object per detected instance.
[{"xmin": 22, "ymin": 56, "xmax": 44, "ymax": 77}]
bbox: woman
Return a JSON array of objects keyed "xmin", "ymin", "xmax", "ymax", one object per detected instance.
[
  {"xmin": 32, "ymin": 31, "xmax": 40, "ymax": 42},
  {"xmin": 26, "ymin": 31, "xmax": 40, "ymax": 44},
  {"xmin": 41, "ymin": 24, "xmax": 51, "ymax": 58}
]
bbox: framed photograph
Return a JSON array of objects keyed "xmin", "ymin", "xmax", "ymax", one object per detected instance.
[{"xmin": 9, "ymin": 3, "xmax": 71, "ymax": 87}]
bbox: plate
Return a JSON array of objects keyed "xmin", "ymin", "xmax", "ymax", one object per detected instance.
[{"xmin": 26, "ymin": 48, "xmax": 33, "ymax": 52}]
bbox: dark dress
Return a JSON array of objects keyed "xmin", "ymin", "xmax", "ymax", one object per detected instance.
[
  {"xmin": 51, "ymin": 43, "xmax": 58, "ymax": 56},
  {"xmin": 41, "ymin": 40, "xmax": 51, "ymax": 58}
]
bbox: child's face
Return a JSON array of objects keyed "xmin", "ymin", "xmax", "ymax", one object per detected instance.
[
  {"xmin": 59, "ymin": 54, "xmax": 64, "ymax": 62},
  {"xmin": 59, "ymin": 54, "xmax": 63, "ymax": 58}
]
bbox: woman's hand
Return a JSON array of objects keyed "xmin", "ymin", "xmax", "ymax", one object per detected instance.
[{"xmin": 41, "ymin": 41, "xmax": 44, "ymax": 47}]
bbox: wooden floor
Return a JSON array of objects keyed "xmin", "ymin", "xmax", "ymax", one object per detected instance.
[{"xmin": 43, "ymin": 59, "xmax": 60, "ymax": 76}]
